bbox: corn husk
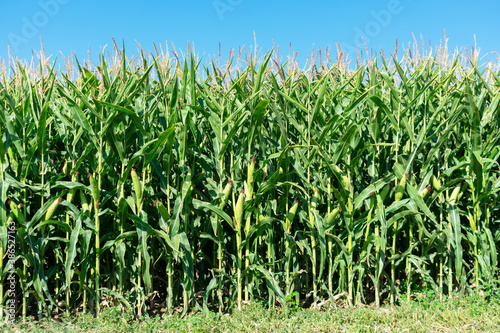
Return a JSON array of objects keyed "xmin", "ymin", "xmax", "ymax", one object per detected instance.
[
  {"xmin": 234, "ymin": 189, "xmax": 245, "ymax": 230},
  {"xmin": 9, "ymin": 200, "xmax": 25, "ymax": 224},
  {"xmin": 89, "ymin": 173, "xmax": 100, "ymax": 202},
  {"xmin": 431, "ymin": 175, "xmax": 441, "ymax": 191},
  {"xmin": 309, "ymin": 188, "xmax": 319, "ymax": 227},
  {"xmin": 419, "ymin": 185, "xmax": 432, "ymax": 198},
  {"xmin": 247, "ymin": 156, "xmax": 256, "ymax": 186},
  {"xmin": 66, "ymin": 173, "xmax": 78, "ymax": 204},
  {"xmin": 325, "ymin": 206, "xmax": 340, "ymax": 226},
  {"xmin": 80, "ymin": 191, "xmax": 90, "ymax": 212},
  {"xmin": 62, "ymin": 161, "xmax": 69, "ymax": 175},
  {"xmin": 131, "ymin": 169, "xmax": 142, "ymax": 204},
  {"xmin": 45, "ymin": 197, "xmax": 62, "ymax": 221},
  {"xmin": 395, "ymin": 175, "xmax": 406, "ymax": 202},
  {"xmin": 449, "ymin": 186, "xmax": 460, "ymax": 205},
  {"xmin": 286, "ymin": 198, "xmax": 300, "ymax": 233},
  {"xmin": 220, "ymin": 180, "xmax": 233, "ymax": 209}
]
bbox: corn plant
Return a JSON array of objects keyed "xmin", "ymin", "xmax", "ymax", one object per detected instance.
[{"xmin": 0, "ymin": 40, "xmax": 499, "ymax": 321}]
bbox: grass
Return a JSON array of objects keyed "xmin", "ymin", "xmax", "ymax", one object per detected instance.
[{"xmin": 3, "ymin": 294, "xmax": 500, "ymax": 332}]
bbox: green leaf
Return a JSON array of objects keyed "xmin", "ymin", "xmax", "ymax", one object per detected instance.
[
  {"xmin": 193, "ymin": 199, "xmax": 234, "ymax": 230},
  {"xmin": 449, "ymin": 203, "xmax": 462, "ymax": 284}
]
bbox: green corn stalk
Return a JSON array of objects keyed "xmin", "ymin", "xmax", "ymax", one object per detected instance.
[
  {"xmin": 326, "ymin": 204, "xmax": 339, "ymax": 297},
  {"xmin": 309, "ymin": 187, "xmax": 319, "ymax": 304},
  {"xmin": 217, "ymin": 180, "xmax": 232, "ymax": 312},
  {"xmin": 447, "ymin": 185, "xmax": 462, "ymax": 296},
  {"xmin": 156, "ymin": 199, "xmax": 173, "ymax": 314},
  {"xmin": 131, "ymin": 168, "xmax": 143, "ymax": 303},
  {"xmin": 391, "ymin": 173, "xmax": 407, "ymax": 305},
  {"xmin": 285, "ymin": 197, "xmax": 299, "ymax": 297},
  {"xmin": 89, "ymin": 170, "xmax": 101, "ymax": 315},
  {"xmin": 244, "ymin": 156, "xmax": 256, "ymax": 303},
  {"xmin": 234, "ymin": 188, "xmax": 245, "ymax": 310},
  {"xmin": 64, "ymin": 171, "xmax": 78, "ymax": 313},
  {"xmin": 0, "ymin": 43, "xmax": 498, "ymax": 317},
  {"xmin": 432, "ymin": 174, "xmax": 445, "ymax": 300}
]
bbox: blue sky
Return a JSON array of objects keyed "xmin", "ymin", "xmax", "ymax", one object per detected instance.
[{"xmin": 1, "ymin": 0, "xmax": 499, "ymax": 68}]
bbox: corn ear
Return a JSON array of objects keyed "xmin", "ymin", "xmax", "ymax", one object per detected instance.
[
  {"xmin": 80, "ymin": 191, "xmax": 90, "ymax": 212},
  {"xmin": 9, "ymin": 200, "xmax": 24, "ymax": 224},
  {"xmin": 432, "ymin": 175, "xmax": 441, "ymax": 191},
  {"xmin": 247, "ymin": 156, "xmax": 256, "ymax": 186},
  {"xmin": 45, "ymin": 197, "xmax": 62, "ymax": 221},
  {"xmin": 420, "ymin": 185, "xmax": 432, "ymax": 198},
  {"xmin": 243, "ymin": 180, "xmax": 249, "ymax": 199},
  {"xmin": 325, "ymin": 206, "xmax": 340, "ymax": 226},
  {"xmin": 286, "ymin": 197, "xmax": 300, "ymax": 233},
  {"xmin": 309, "ymin": 188, "xmax": 319, "ymax": 227},
  {"xmin": 395, "ymin": 174, "xmax": 407, "ymax": 202},
  {"xmin": 62, "ymin": 161, "xmax": 68, "ymax": 175},
  {"xmin": 234, "ymin": 189, "xmax": 245, "ymax": 230},
  {"xmin": 220, "ymin": 180, "xmax": 233, "ymax": 209},
  {"xmin": 131, "ymin": 168, "xmax": 142, "ymax": 205},
  {"xmin": 449, "ymin": 186, "xmax": 461, "ymax": 205},
  {"xmin": 89, "ymin": 173, "xmax": 100, "ymax": 202},
  {"xmin": 63, "ymin": 160, "xmax": 73, "ymax": 175}
]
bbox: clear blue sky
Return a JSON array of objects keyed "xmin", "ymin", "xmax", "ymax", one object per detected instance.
[{"xmin": 1, "ymin": 0, "xmax": 499, "ymax": 68}]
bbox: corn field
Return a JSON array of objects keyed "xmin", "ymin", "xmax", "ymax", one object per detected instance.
[{"xmin": 1, "ymin": 42, "xmax": 500, "ymax": 320}]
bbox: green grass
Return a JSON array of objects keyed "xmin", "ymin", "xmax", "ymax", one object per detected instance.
[{"xmin": 4, "ymin": 295, "xmax": 500, "ymax": 332}]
